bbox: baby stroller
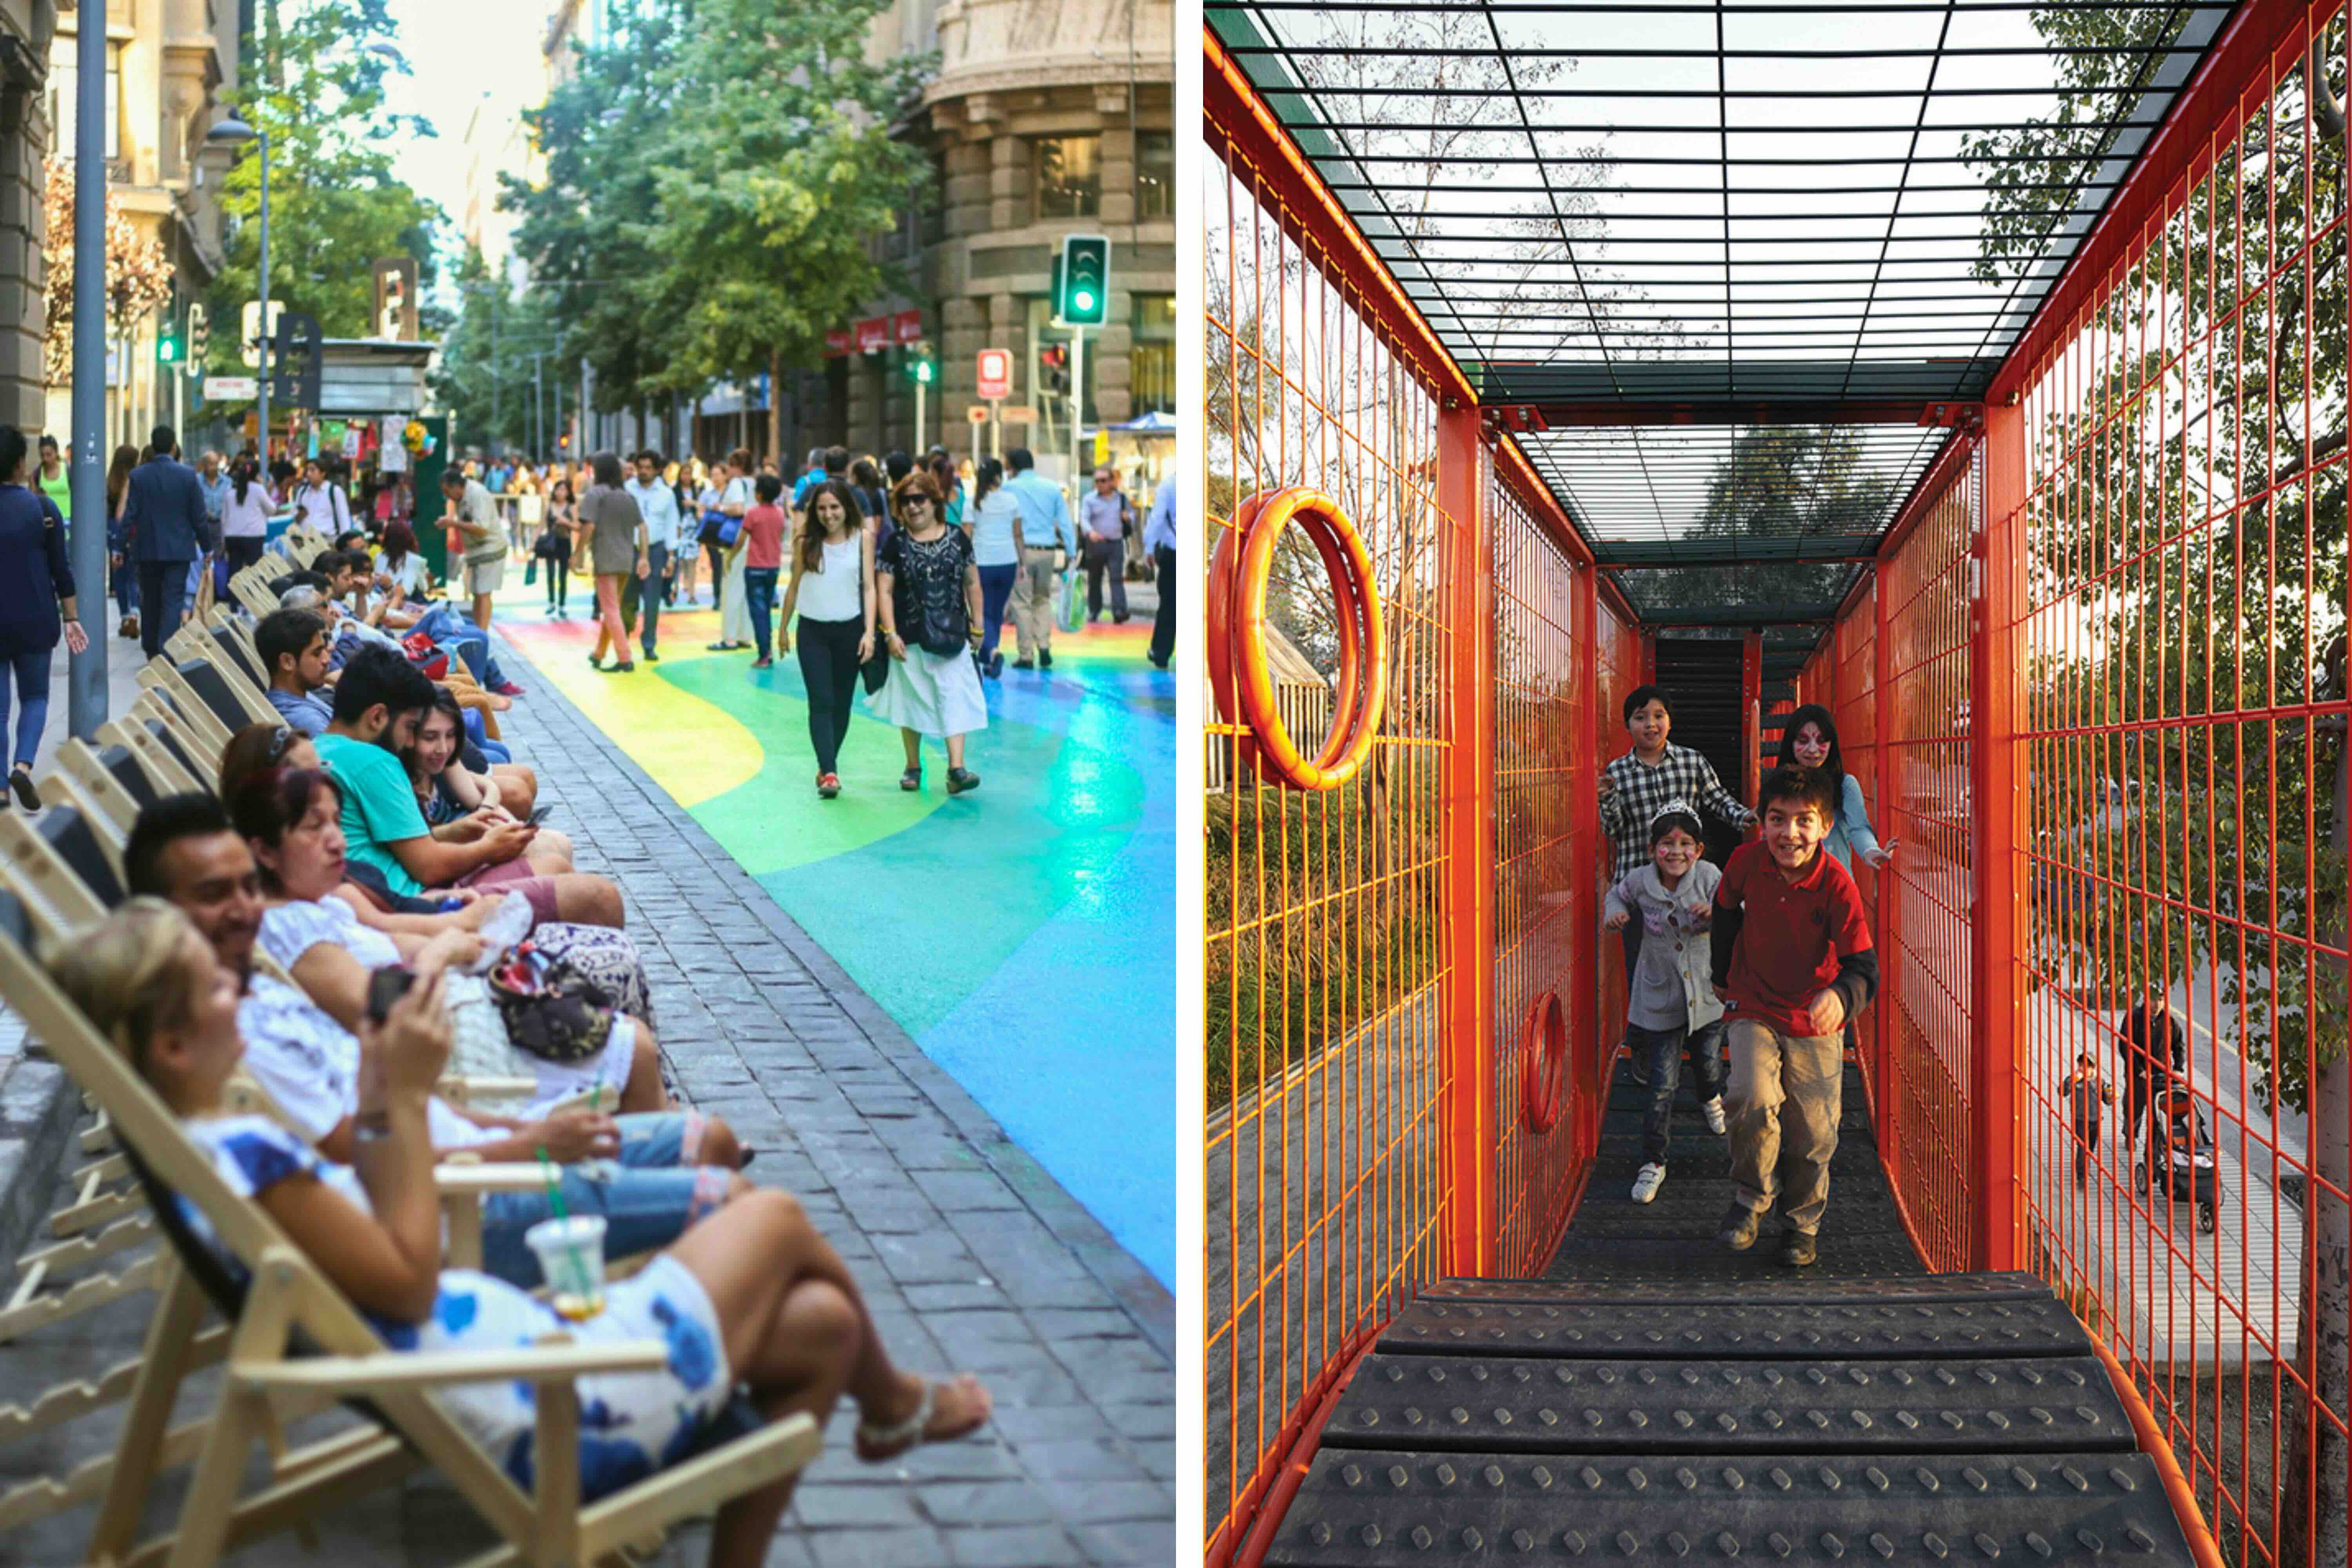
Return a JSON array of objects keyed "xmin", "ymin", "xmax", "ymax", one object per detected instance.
[{"xmin": 2135, "ymin": 1088, "xmax": 2220, "ymax": 1234}]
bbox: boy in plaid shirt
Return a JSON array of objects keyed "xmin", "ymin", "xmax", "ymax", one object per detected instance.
[{"xmin": 1599, "ymin": 685, "xmax": 1756, "ymax": 1075}]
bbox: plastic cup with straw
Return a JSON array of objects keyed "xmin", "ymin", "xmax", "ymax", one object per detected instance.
[{"xmin": 525, "ymin": 1145, "xmax": 607, "ymax": 1321}]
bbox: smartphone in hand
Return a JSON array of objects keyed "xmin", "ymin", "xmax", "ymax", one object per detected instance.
[
  {"xmin": 365, "ymin": 965, "xmax": 414, "ymax": 1025},
  {"xmin": 527, "ymin": 806, "xmax": 554, "ymax": 827}
]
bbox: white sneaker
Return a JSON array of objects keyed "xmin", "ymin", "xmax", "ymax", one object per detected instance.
[
  {"xmin": 1702, "ymin": 1097, "xmax": 1727, "ymax": 1135},
  {"xmin": 1632, "ymin": 1163, "xmax": 1667, "ymax": 1203}
]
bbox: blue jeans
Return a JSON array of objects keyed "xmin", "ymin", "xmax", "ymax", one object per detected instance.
[
  {"xmin": 413, "ymin": 606, "xmax": 510, "ymax": 690},
  {"xmin": 1633, "ymin": 1019, "xmax": 1726, "ymax": 1166},
  {"xmin": 478, "ymin": 1112, "xmax": 732, "ymax": 1286},
  {"xmin": 743, "ymin": 567, "xmax": 779, "ymax": 661},
  {"xmin": 1, "ymin": 647, "xmax": 52, "ymax": 769},
  {"xmin": 976, "ymin": 563, "xmax": 1017, "ymax": 662}
]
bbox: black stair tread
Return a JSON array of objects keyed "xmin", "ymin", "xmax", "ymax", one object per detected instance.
[
  {"xmin": 1544, "ymin": 1234, "xmax": 1933, "ymax": 1283},
  {"xmin": 1263, "ymin": 1448, "xmax": 2195, "ymax": 1566},
  {"xmin": 1323, "ymin": 1352, "xmax": 2132, "ymax": 1455},
  {"xmin": 1378, "ymin": 1293, "xmax": 2091, "ymax": 1359},
  {"xmin": 1421, "ymin": 1271, "xmax": 2049, "ymax": 1305}
]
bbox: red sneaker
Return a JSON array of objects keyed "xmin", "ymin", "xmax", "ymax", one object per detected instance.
[
  {"xmin": 817, "ymin": 773, "xmax": 842, "ymax": 799},
  {"xmin": 494, "ymin": 681, "xmax": 527, "ymax": 697}
]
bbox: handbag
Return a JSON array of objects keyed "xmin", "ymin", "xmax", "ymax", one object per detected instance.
[
  {"xmin": 717, "ymin": 514, "xmax": 744, "ymax": 547},
  {"xmin": 483, "ymin": 940, "xmax": 617, "ymax": 1065}
]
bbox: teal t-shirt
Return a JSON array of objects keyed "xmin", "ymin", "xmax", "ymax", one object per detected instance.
[{"xmin": 314, "ymin": 733, "xmax": 430, "ymax": 898}]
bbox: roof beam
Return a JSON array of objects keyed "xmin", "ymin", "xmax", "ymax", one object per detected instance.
[
  {"xmin": 1634, "ymin": 605, "xmax": 1843, "ymax": 628},
  {"xmin": 1590, "ymin": 535, "xmax": 1882, "ymax": 567},
  {"xmin": 1511, "ymin": 401, "xmax": 1981, "ymax": 428}
]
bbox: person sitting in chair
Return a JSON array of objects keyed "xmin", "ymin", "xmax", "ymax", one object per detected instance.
[{"xmin": 50, "ymin": 898, "xmax": 994, "ymax": 1560}]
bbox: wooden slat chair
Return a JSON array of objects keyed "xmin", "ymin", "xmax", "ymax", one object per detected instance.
[
  {"xmin": 165, "ymin": 621, "xmax": 265, "ymax": 706},
  {"xmin": 0, "ymin": 914, "xmax": 821, "ymax": 1568},
  {"xmin": 174, "ymin": 655, "xmax": 278, "ymax": 735},
  {"xmin": 203, "ymin": 613, "xmax": 269, "ymax": 693},
  {"xmin": 228, "ymin": 567, "xmax": 281, "ymax": 620},
  {"xmin": 132, "ymin": 666, "xmax": 234, "ymax": 763},
  {"xmin": 104, "ymin": 711, "xmax": 209, "ymax": 797},
  {"xmin": 56, "ymin": 738, "xmax": 165, "ymax": 840}
]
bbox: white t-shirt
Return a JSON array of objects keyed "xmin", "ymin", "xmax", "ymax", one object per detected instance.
[
  {"xmin": 967, "ymin": 489, "xmax": 1021, "ymax": 567},
  {"xmin": 381, "ymin": 551, "xmax": 432, "ymax": 599},
  {"xmin": 295, "ymin": 483, "xmax": 352, "ymax": 534},
  {"xmin": 236, "ymin": 971, "xmax": 498, "ymax": 1150},
  {"xmin": 219, "ymin": 483, "xmax": 273, "ymax": 540},
  {"xmin": 795, "ymin": 535, "xmax": 864, "ymax": 624}
]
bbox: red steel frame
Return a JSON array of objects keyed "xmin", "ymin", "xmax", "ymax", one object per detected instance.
[{"xmin": 1203, "ymin": 5, "xmax": 2343, "ymax": 1559}]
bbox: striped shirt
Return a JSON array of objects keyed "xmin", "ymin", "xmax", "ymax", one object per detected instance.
[{"xmin": 1598, "ymin": 742, "xmax": 1756, "ymax": 883}]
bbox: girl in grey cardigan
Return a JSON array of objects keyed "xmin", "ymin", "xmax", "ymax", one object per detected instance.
[{"xmin": 1602, "ymin": 801, "xmax": 1729, "ymax": 1203}]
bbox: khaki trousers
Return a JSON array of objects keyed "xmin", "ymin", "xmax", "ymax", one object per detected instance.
[
  {"xmin": 1009, "ymin": 546, "xmax": 1060, "ymax": 658},
  {"xmin": 1724, "ymin": 1017, "xmax": 1844, "ymax": 1234}
]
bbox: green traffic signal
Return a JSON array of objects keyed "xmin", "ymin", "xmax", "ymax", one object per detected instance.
[
  {"xmin": 1058, "ymin": 234, "xmax": 1110, "ymax": 328},
  {"xmin": 157, "ymin": 331, "xmax": 183, "ymax": 365},
  {"xmin": 916, "ymin": 359, "xmax": 935, "ymax": 385}
]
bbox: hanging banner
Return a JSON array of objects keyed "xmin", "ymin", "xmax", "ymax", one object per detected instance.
[
  {"xmin": 893, "ymin": 309, "xmax": 923, "ymax": 344},
  {"xmin": 855, "ymin": 317, "xmax": 890, "ymax": 354},
  {"xmin": 824, "ymin": 328, "xmax": 853, "ymax": 358}
]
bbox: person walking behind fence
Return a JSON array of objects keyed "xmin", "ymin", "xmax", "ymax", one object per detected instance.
[
  {"xmin": 622, "ymin": 449, "xmax": 680, "ymax": 662},
  {"xmin": 2061, "ymin": 1050, "xmax": 2115, "ymax": 1187},
  {"xmin": 1710, "ymin": 766, "xmax": 1878, "ymax": 1269},
  {"xmin": 1145, "ymin": 470, "xmax": 1176, "ymax": 670},
  {"xmin": 122, "ymin": 424, "xmax": 214, "ymax": 660},
  {"xmin": 1603, "ymin": 800, "xmax": 1729, "ymax": 1205},
  {"xmin": 579, "ymin": 453, "xmax": 650, "ymax": 673},
  {"xmin": 740, "ymin": 472, "xmax": 788, "ymax": 670},
  {"xmin": 1002, "ymin": 448, "xmax": 1076, "ymax": 671},
  {"xmin": 537, "ymin": 479, "xmax": 575, "ymax": 617},
  {"xmin": 964, "ymin": 459, "xmax": 1019, "ymax": 679},
  {"xmin": 1599, "ymin": 684, "xmax": 1757, "ymax": 1080},
  {"xmin": 872, "ymin": 473, "xmax": 985, "ymax": 796},
  {"xmin": 780, "ymin": 480, "xmax": 877, "ymax": 800},
  {"xmin": 0, "ymin": 425, "xmax": 85, "ymax": 811},
  {"xmin": 1080, "ymin": 465, "xmax": 1133, "ymax": 623}
]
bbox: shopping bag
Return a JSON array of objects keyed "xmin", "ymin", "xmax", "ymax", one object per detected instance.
[{"xmin": 1060, "ymin": 566, "xmax": 1085, "ymax": 633}]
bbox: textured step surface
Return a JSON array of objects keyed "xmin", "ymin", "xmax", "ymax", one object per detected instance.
[
  {"xmin": 1325, "ymin": 1353, "xmax": 2130, "ymax": 1455},
  {"xmin": 1265, "ymin": 1448, "xmax": 2195, "ymax": 1566},
  {"xmin": 1379, "ymin": 1291, "xmax": 2092, "ymax": 1359}
]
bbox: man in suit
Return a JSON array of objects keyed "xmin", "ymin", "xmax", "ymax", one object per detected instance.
[{"xmin": 120, "ymin": 423, "xmax": 214, "ymax": 659}]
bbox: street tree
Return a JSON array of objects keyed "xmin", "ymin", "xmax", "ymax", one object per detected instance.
[
  {"xmin": 205, "ymin": 0, "xmax": 443, "ymax": 371},
  {"xmin": 39, "ymin": 157, "xmax": 174, "ymax": 383}
]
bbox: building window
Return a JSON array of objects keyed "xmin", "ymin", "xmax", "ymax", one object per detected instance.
[
  {"xmin": 1136, "ymin": 132, "xmax": 1174, "ymax": 221},
  {"xmin": 1032, "ymin": 136, "xmax": 1100, "ymax": 221},
  {"xmin": 49, "ymin": 41, "xmax": 123, "ymax": 162},
  {"xmin": 1131, "ymin": 294, "xmax": 1174, "ymax": 416}
]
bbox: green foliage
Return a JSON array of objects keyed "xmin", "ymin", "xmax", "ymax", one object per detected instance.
[
  {"xmin": 505, "ymin": 0, "xmax": 936, "ymax": 412},
  {"xmin": 204, "ymin": 0, "xmax": 444, "ymax": 372},
  {"xmin": 1631, "ymin": 427, "xmax": 1898, "ymax": 617},
  {"xmin": 1974, "ymin": 13, "xmax": 2351, "ymax": 1116},
  {"xmin": 428, "ymin": 243, "xmax": 565, "ymax": 455}
]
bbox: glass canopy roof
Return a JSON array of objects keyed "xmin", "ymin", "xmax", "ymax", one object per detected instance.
[{"xmin": 1209, "ymin": 0, "xmax": 2243, "ymax": 614}]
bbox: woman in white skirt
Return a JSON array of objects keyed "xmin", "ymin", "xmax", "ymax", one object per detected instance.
[
  {"xmin": 710, "ymin": 446, "xmax": 757, "ymax": 652},
  {"xmin": 871, "ymin": 472, "xmax": 986, "ymax": 795}
]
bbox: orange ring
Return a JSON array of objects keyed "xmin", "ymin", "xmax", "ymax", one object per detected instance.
[
  {"xmin": 1520, "ymin": 991, "xmax": 1567, "ymax": 1134},
  {"xmin": 1205, "ymin": 487, "xmax": 1387, "ymax": 792}
]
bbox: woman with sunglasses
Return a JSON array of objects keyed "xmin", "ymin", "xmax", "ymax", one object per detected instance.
[{"xmin": 869, "ymin": 474, "xmax": 986, "ymax": 795}]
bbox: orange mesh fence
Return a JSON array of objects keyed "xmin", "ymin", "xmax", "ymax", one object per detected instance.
[
  {"xmin": 2007, "ymin": 9, "xmax": 2351, "ymax": 1562},
  {"xmin": 1490, "ymin": 463, "xmax": 1592, "ymax": 1274},
  {"xmin": 1205, "ymin": 119, "xmax": 1463, "ymax": 1564}
]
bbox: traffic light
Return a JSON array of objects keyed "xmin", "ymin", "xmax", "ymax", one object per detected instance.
[
  {"xmin": 1057, "ymin": 234, "xmax": 1110, "ymax": 328},
  {"xmin": 905, "ymin": 344, "xmax": 936, "ymax": 385},
  {"xmin": 1039, "ymin": 343, "xmax": 1070, "ymax": 398},
  {"xmin": 187, "ymin": 303, "xmax": 209, "ymax": 362},
  {"xmin": 156, "ymin": 322, "xmax": 184, "ymax": 366}
]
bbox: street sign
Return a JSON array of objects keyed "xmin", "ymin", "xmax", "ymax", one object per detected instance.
[
  {"xmin": 976, "ymin": 348, "xmax": 1012, "ymax": 401},
  {"xmin": 239, "ymin": 300, "xmax": 285, "ymax": 369},
  {"xmin": 966, "ymin": 405, "xmax": 989, "ymax": 425},
  {"xmin": 204, "ymin": 376, "xmax": 259, "ymax": 401},
  {"xmin": 1000, "ymin": 405, "xmax": 1038, "ymax": 425}
]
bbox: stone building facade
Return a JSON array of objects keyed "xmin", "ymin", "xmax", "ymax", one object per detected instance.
[
  {"xmin": 773, "ymin": 0, "xmax": 1174, "ymax": 480},
  {"xmin": 0, "ymin": 1, "xmax": 53, "ymax": 432}
]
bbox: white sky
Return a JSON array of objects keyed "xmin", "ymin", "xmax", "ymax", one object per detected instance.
[{"xmin": 376, "ymin": 0, "xmax": 551, "ymax": 277}]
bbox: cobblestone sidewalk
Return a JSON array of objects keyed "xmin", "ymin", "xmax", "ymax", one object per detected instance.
[{"xmin": 0, "ymin": 628, "xmax": 1174, "ymax": 1568}]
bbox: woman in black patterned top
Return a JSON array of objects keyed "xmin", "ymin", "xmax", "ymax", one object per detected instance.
[{"xmin": 871, "ymin": 473, "xmax": 987, "ymax": 795}]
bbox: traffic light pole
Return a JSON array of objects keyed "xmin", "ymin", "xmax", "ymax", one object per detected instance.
[
  {"xmin": 1068, "ymin": 325, "xmax": 1086, "ymax": 509},
  {"xmin": 256, "ymin": 132, "xmax": 271, "ymax": 467},
  {"xmin": 915, "ymin": 376, "xmax": 926, "ymax": 458},
  {"xmin": 67, "ymin": 0, "xmax": 106, "ymax": 737}
]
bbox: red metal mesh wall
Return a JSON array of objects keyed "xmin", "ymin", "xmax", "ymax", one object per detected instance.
[
  {"xmin": 1490, "ymin": 464, "xmax": 1591, "ymax": 1274},
  {"xmin": 1877, "ymin": 462, "xmax": 1981, "ymax": 1273},
  {"xmin": 2011, "ymin": 11, "xmax": 2350, "ymax": 1562},
  {"xmin": 1826, "ymin": 584, "xmax": 1886, "ymax": 1105},
  {"xmin": 1205, "ymin": 128, "xmax": 1463, "ymax": 1564},
  {"xmin": 1593, "ymin": 599, "xmax": 1644, "ymax": 1079}
]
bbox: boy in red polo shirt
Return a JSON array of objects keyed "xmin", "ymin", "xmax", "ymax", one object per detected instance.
[{"xmin": 1709, "ymin": 765, "xmax": 1879, "ymax": 1267}]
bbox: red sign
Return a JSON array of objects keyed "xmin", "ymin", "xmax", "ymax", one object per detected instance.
[
  {"xmin": 893, "ymin": 309, "xmax": 923, "ymax": 345},
  {"xmin": 976, "ymin": 348, "xmax": 1013, "ymax": 401},
  {"xmin": 824, "ymin": 328, "xmax": 853, "ymax": 359},
  {"xmin": 854, "ymin": 317, "xmax": 890, "ymax": 354}
]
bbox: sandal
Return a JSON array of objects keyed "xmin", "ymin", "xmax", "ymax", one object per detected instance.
[
  {"xmin": 900, "ymin": 766, "xmax": 922, "ymax": 792},
  {"xmin": 854, "ymin": 1373, "xmax": 992, "ymax": 1463}
]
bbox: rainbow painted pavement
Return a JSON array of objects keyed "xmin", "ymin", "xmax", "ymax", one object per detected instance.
[{"xmin": 492, "ymin": 579, "xmax": 1174, "ymax": 1285}]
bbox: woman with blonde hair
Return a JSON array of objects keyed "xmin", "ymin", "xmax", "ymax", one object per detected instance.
[{"xmin": 48, "ymin": 899, "xmax": 993, "ymax": 1568}]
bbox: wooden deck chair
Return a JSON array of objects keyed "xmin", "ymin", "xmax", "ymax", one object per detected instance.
[
  {"xmin": 203, "ymin": 613, "xmax": 269, "ymax": 694},
  {"xmin": 101, "ymin": 715, "xmax": 207, "ymax": 797},
  {"xmin": 58, "ymin": 738, "xmax": 166, "ymax": 838},
  {"xmin": 28, "ymin": 772, "xmax": 131, "ymax": 886},
  {"xmin": 170, "ymin": 654, "xmax": 276, "ymax": 735},
  {"xmin": 0, "ymin": 920, "xmax": 821, "ymax": 1568},
  {"xmin": 127, "ymin": 691, "xmax": 216, "ymax": 782},
  {"xmin": 229, "ymin": 567, "xmax": 280, "ymax": 620},
  {"xmin": 133, "ymin": 666, "xmax": 234, "ymax": 762}
]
